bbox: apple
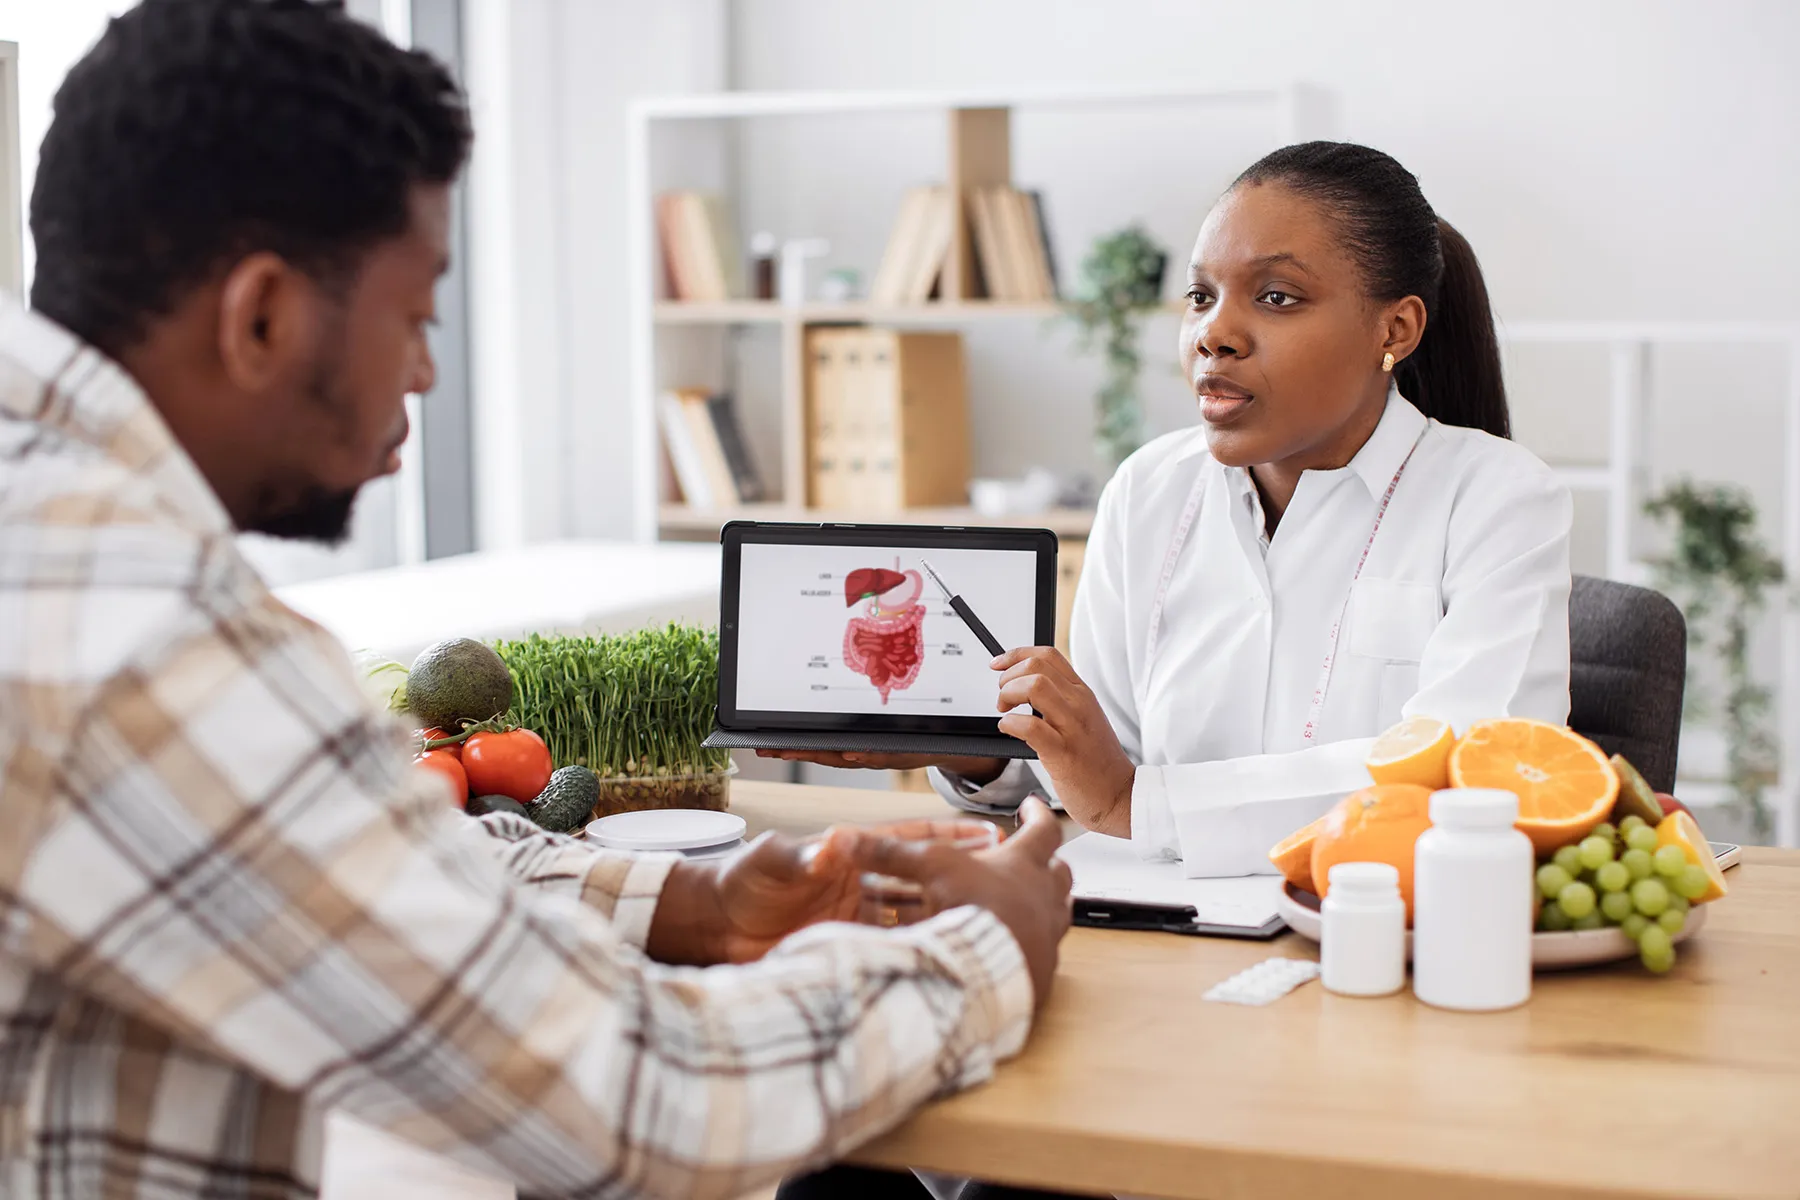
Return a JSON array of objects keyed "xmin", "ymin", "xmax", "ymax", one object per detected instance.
[{"xmin": 1655, "ymin": 793, "xmax": 1693, "ymax": 820}]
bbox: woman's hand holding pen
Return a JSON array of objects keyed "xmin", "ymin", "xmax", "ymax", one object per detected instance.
[{"xmin": 991, "ymin": 646, "xmax": 1136, "ymax": 838}]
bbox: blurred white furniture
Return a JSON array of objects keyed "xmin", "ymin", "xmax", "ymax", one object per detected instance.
[
  {"xmin": 1, "ymin": 40, "xmax": 21, "ymax": 296},
  {"xmin": 275, "ymin": 539, "xmax": 721, "ymax": 665}
]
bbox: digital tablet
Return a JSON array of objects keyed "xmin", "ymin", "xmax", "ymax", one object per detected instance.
[{"xmin": 704, "ymin": 521, "xmax": 1059, "ymax": 759}]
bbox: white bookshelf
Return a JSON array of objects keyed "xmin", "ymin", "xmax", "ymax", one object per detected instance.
[{"xmin": 627, "ymin": 83, "xmax": 1332, "ymax": 544}]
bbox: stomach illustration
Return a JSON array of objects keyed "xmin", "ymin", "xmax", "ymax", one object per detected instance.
[{"xmin": 842, "ymin": 565, "xmax": 925, "ymax": 704}]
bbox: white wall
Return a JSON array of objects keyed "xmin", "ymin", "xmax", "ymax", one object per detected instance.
[
  {"xmin": 724, "ymin": 0, "xmax": 1800, "ymax": 581},
  {"xmin": 464, "ymin": 0, "xmax": 727, "ymax": 551}
]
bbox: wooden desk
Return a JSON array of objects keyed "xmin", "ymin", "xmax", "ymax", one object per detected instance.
[{"xmin": 729, "ymin": 781, "xmax": 1800, "ymax": 1200}]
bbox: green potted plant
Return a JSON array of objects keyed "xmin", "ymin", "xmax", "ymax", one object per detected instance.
[
  {"xmin": 1644, "ymin": 480, "xmax": 1786, "ymax": 841},
  {"xmin": 494, "ymin": 624, "xmax": 735, "ymax": 818},
  {"xmin": 1064, "ymin": 223, "xmax": 1168, "ymax": 469}
]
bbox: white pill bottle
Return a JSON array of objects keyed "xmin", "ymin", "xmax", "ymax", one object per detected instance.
[{"xmin": 1411, "ymin": 788, "xmax": 1534, "ymax": 1011}]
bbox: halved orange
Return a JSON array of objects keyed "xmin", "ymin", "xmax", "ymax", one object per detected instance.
[
  {"xmin": 1366, "ymin": 716, "xmax": 1455, "ymax": 790},
  {"xmin": 1447, "ymin": 718, "xmax": 1618, "ymax": 856},
  {"xmin": 1268, "ymin": 811, "xmax": 1333, "ymax": 895},
  {"xmin": 1656, "ymin": 810, "xmax": 1729, "ymax": 903}
]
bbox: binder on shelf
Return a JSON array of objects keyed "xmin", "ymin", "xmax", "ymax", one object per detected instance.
[
  {"xmin": 806, "ymin": 333, "xmax": 848, "ymax": 508},
  {"xmin": 969, "ymin": 186, "xmax": 1015, "ymax": 301},
  {"xmin": 806, "ymin": 328, "xmax": 969, "ymax": 514},
  {"xmin": 1021, "ymin": 189, "xmax": 1058, "ymax": 300}
]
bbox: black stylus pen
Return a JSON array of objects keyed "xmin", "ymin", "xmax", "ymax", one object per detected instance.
[{"xmin": 920, "ymin": 559, "xmax": 1006, "ymax": 658}]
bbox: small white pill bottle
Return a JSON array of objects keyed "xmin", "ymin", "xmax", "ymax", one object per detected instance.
[{"xmin": 1320, "ymin": 861, "xmax": 1407, "ymax": 997}]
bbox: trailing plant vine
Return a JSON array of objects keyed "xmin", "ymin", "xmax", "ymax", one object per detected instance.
[
  {"xmin": 1644, "ymin": 480, "xmax": 1786, "ymax": 840},
  {"xmin": 1064, "ymin": 224, "xmax": 1167, "ymax": 469}
]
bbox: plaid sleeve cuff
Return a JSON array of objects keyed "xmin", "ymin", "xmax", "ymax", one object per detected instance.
[{"xmin": 583, "ymin": 851, "xmax": 681, "ymax": 949}]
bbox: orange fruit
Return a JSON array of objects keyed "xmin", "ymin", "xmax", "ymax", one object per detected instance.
[
  {"xmin": 1448, "ymin": 718, "xmax": 1617, "ymax": 856},
  {"xmin": 1366, "ymin": 716, "xmax": 1456, "ymax": 790},
  {"xmin": 1656, "ymin": 810, "xmax": 1729, "ymax": 903},
  {"xmin": 1311, "ymin": 784, "xmax": 1435, "ymax": 922},
  {"xmin": 1268, "ymin": 811, "xmax": 1334, "ymax": 895}
]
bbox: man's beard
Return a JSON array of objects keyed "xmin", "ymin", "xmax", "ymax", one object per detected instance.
[
  {"xmin": 243, "ymin": 342, "xmax": 366, "ymax": 545},
  {"xmin": 247, "ymin": 486, "xmax": 360, "ymax": 543}
]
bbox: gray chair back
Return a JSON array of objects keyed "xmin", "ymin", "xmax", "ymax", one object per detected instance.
[{"xmin": 1568, "ymin": 575, "xmax": 1687, "ymax": 794}]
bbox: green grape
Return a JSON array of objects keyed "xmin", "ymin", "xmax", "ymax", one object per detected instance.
[
  {"xmin": 1657, "ymin": 908, "xmax": 1686, "ymax": 935},
  {"xmin": 1619, "ymin": 814, "xmax": 1647, "ymax": 836},
  {"xmin": 1592, "ymin": 822, "xmax": 1617, "ymax": 843},
  {"xmin": 1578, "ymin": 836, "xmax": 1616, "ymax": 871},
  {"xmin": 1536, "ymin": 863, "xmax": 1573, "ymax": 899},
  {"xmin": 1538, "ymin": 901, "xmax": 1572, "ymax": 932},
  {"xmin": 1620, "ymin": 913, "xmax": 1651, "ymax": 942},
  {"xmin": 1558, "ymin": 880, "xmax": 1597, "ymax": 919},
  {"xmin": 1625, "ymin": 825, "xmax": 1660, "ymax": 854},
  {"xmin": 1674, "ymin": 864, "xmax": 1711, "ymax": 901},
  {"xmin": 1621, "ymin": 847, "xmax": 1654, "ymax": 881},
  {"xmin": 1653, "ymin": 845, "xmax": 1688, "ymax": 878},
  {"xmin": 1639, "ymin": 923, "xmax": 1676, "ymax": 973},
  {"xmin": 1632, "ymin": 877, "xmax": 1671, "ymax": 917},
  {"xmin": 1572, "ymin": 910, "xmax": 1605, "ymax": 931},
  {"xmin": 1666, "ymin": 894, "xmax": 1691, "ymax": 918},
  {"xmin": 1553, "ymin": 845, "xmax": 1585, "ymax": 876},
  {"xmin": 1594, "ymin": 861, "xmax": 1631, "ymax": 893},
  {"xmin": 1600, "ymin": 890, "xmax": 1636, "ymax": 923}
]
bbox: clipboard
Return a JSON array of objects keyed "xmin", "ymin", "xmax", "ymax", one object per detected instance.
[
  {"xmin": 1073, "ymin": 897, "xmax": 1288, "ymax": 940},
  {"xmin": 1057, "ymin": 832, "xmax": 1289, "ymax": 941}
]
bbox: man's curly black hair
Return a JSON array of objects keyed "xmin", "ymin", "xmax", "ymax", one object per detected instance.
[{"xmin": 28, "ymin": 0, "xmax": 472, "ymax": 358}]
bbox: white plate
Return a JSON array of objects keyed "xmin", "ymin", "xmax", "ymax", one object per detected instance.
[
  {"xmin": 1276, "ymin": 883, "xmax": 1708, "ymax": 970},
  {"xmin": 586, "ymin": 809, "xmax": 747, "ymax": 852}
]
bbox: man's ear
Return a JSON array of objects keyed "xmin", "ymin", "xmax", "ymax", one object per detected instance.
[
  {"xmin": 1379, "ymin": 294, "xmax": 1428, "ymax": 367},
  {"xmin": 216, "ymin": 253, "xmax": 319, "ymax": 392}
]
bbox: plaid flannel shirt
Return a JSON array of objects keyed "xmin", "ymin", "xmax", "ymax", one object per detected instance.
[{"xmin": 0, "ymin": 299, "xmax": 1032, "ymax": 1199}]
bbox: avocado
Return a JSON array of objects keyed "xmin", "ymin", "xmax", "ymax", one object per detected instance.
[
  {"xmin": 527, "ymin": 765, "xmax": 600, "ymax": 833},
  {"xmin": 467, "ymin": 794, "xmax": 530, "ymax": 820},
  {"xmin": 407, "ymin": 638, "xmax": 514, "ymax": 732}
]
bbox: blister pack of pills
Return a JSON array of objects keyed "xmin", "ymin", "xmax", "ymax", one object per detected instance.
[{"xmin": 1201, "ymin": 957, "xmax": 1321, "ymax": 1006}]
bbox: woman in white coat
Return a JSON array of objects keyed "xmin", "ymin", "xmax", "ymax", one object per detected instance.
[{"xmin": 763, "ymin": 140, "xmax": 1572, "ymax": 885}]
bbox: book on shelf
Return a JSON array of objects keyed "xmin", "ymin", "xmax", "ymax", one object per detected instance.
[
  {"xmin": 870, "ymin": 185, "xmax": 954, "ymax": 305},
  {"xmin": 660, "ymin": 388, "xmax": 766, "ymax": 507},
  {"xmin": 966, "ymin": 184, "xmax": 1058, "ymax": 302},
  {"xmin": 656, "ymin": 190, "xmax": 741, "ymax": 302},
  {"xmin": 703, "ymin": 392, "xmax": 767, "ymax": 503},
  {"xmin": 805, "ymin": 328, "xmax": 969, "ymax": 513},
  {"xmin": 659, "ymin": 388, "xmax": 716, "ymax": 507}
]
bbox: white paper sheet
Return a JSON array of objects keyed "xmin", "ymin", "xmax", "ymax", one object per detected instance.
[{"xmin": 1057, "ymin": 832, "xmax": 1284, "ymax": 928}]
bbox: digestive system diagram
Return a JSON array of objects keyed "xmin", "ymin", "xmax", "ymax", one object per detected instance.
[{"xmin": 842, "ymin": 562, "xmax": 926, "ymax": 704}]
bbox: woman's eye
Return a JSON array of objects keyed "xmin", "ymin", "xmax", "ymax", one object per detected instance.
[
  {"xmin": 1261, "ymin": 290, "xmax": 1298, "ymax": 307},
  {"xmin": 1185, "ymin": 290, "xmax": 1213, "ymax": 308}
]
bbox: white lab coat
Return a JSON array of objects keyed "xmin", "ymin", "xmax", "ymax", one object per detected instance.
[{"xmin": 931, "ymin": 390, "xmax": 1572, "ymax": 876}]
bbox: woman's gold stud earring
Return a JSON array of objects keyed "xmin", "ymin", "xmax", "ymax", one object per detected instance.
[{"xmin": 1381, "ymin": 352, "xmax": 1395, "ymax": 373}]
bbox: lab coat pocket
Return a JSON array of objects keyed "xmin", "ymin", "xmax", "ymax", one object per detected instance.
[{"xmin": 1347, "ymin": 578, "xmax": 1439, "ymax": 663}]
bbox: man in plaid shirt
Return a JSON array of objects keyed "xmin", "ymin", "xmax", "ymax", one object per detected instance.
[{"xmin": 1, "ymin": 1, "xmax": 1074, "ymax": 1196}]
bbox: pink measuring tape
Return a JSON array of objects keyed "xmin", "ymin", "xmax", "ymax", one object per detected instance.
[{"xmin": 1143, "ymin": 427, "xmax": 1428, "ymax": 742}]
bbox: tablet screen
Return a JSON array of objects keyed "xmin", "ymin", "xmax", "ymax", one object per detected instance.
[{"xmin": 732, "ymin": 539, "xmax": 1040, "ymax": 718}]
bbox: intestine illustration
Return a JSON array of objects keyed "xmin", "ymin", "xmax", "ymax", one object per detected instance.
[{"xmin": 841, "ymin": 561, "xmax": 925, "ymax": 704}]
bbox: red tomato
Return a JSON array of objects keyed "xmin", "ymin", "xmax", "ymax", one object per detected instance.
[
  {"xmin": 414, "ymin": 750, "xmax": 469, "ymax": 806},
  {"xmin": 418, "ymin": 727, "xmax": 460, "ymax": 759},
  {"xmin": 462, "ymin": 729, "xmax": 553, "ymax": 803}
]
